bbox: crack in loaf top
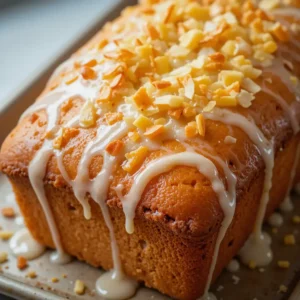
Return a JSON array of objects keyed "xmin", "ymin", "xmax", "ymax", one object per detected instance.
[{"xmin": 0, "ymin": 0, "xmax": 300, "ymax": 237}]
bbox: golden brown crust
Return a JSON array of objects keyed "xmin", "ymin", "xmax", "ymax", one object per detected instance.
[{"xmin": 9, "ymin": 134, "xmax": 299, "ymax": 299}]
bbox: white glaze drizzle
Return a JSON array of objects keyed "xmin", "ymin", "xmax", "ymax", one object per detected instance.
[
  {"xmin": 9, "ymin": 228, "xmax": 46, "ymax": 260},
  {"xmin": 21, "ymin": 77, "xmax": 99, "ymax": 122},
  {"xmin": 139, "ymin": 117, "xmax": 237, "ymax": 298},
  {"xmin": 27, "ymin": 89, "xmax": 74, "ymax": 264},
  {"xmin": 96, "ymin": 270, "xmax": 138, "ymax": 300},
  {"xmin": 198, "ymin": 152, "xmax": 237, "ymax": 296},
  {"xmin": 47, "ymin": 58, "xmax": 76, "ymax": 86},
  {"xmin": 122, "ymin": 152, "xmax": 233, "ymax": 233},
  {"xmin": 121, "ymin": 151, "xmax": 236, "ymax": 299},
  {"xmin": 199, "ymin": 292, "xmax": 217, "ymax": 300},
  {"xmin": 280, "ymin": 195, "xmax": 294, "ymax": 212},
  {"xmin": 21, "ymin": 55, "xmax": 141, "ymax": 295},
  {"xmin": 55, "ymin": 112, "xmax": 236, "ymax": 298},
  {"xmin": 272, "ymin": 8, "xmax": 300, "ymax": 20},
  {"xmin": 15, "ymin": 216, "xmax": 24, "ymax": 226},
  {"xmin": 24, "ymin": 86, "xmax": 289, "ymax": 296},
  {"xmin": 204, "ymin": 109, "xmax": 274, "ymax": 234},
  {"xmin": 24, "ymin": 63, "xmax": 114, "ymax": 263},
  {"xmin": 20, "ymin": 90, "xmax": 66, "ymax": 121},
  {"xmin": 204, "ymin": 108, "xmax": 274, "ymax": 266},
  {"xmin": 55, "ymin": 119, "xmax": 134, "ymax": 287},
  {"xmin": 28, "ymin": 139, "xmax": 71, "ymax": 264}
]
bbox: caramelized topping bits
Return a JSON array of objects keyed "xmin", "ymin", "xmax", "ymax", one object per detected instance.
[
  {"xmin": 1, "ymin": 207, "xmax": 15, "ymax": 218},
  {"xmin": 277, "ymin": 260, "xmax": 290, "ymax": 269},
  {"xmin": 272, "ymin": 23, "xmax": 289, "ymax": 42},
  {"xmin": 105, "ymin": 112, "xmax": 123, "ymax": 126},
  {"xmin": 284, "ymin": 234, "xmax": 296, "ymax": 245},
  {"xmin": 17, "ymin": 256, "xmax": 28, "ymax": 270},
  {"xmin": 168, "ymin": 108, "xmax": 183, "ymax": 120},
  {"xmin": 195, "ymin": 114, "xmax": 205, "ymax": 137},
  {"xmin": 128, "ymin": 131, "xmax": 141, "ymax": 142},
  {"xmin": 26, "ymin": 271, "xmax": 37, "ymax": 279},
  {"xmin": 152, "ymin": 80, "xmax": 171, "ymax": 89},
  {"xmin": 74, "ymin": 280, "xmax": 86, "ymax": 295},
  {"xmin": 55, "ymin": 0, "xmax": 292, "ymax": 174},
  {"xmin": 292, "ymin": 215, "xmax": 300, "ymax": 224},
  {"xmin": 65, "ymin": 74, "xmax": 78, "ymax": 85},
  {"xmin": 81, "ymin": 67, "xmax": 97, "ymax": 80},
  {"xmin": 0, "ymin": 252, "xmax": 8, "ymax": 264},
  {"xmin": 248, "ymin": 260, "xmax": 257, "ymax": 270},
  {"xmin": 98, "ymin": 85, "xmax": 112, "ymax": 102},
  {"xmin": 110, "ymin": 73, "xmax": 124, "ymax": 88},
  {"xmin": 106, "ymin": 140, "xmax": 125, "ymax": 156},
  {"xmin": 133, "ymin": 115, "xmax": 153, "ymax": 130},
  {"xmin": 185, "ymin": 122, "xmax": 198, "ymax": 138},
  {"xmin": 144, "ymin": 124, "xmax": 165, "ymax": 139},
  {"xmin": 123, "ymin": 146, "xmax": 149, "ymax": 174},
  {"xmin": 83, "ymin": 59, "xmax": 97, "ymax": 68}
]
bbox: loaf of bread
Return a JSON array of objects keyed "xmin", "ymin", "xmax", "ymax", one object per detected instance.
[{"xmin": 1, "ymin": 0, "xmax": 300, "ymax": 299}]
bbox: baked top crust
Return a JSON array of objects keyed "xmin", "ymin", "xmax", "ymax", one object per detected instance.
[{"xmin": 0, "ymin": 0, "xmax": 299, "ymax": 239}]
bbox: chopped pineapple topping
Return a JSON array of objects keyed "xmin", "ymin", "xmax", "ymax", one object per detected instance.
[
  {"xmin": 123, "ymin": 146, "xmax": 149, "ymax": 174},
  {"xmin": 48, "ymin": 0, "xmax": 292, "ymax": 173}
]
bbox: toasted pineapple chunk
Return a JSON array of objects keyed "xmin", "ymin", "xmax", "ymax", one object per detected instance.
[
  {"xmin": 80, "ymin": 101, "xmax": 97, "ymax": 128},
  {"xmin": 219, "ymin": 71, "xmax": 244, "ymax": 87},
  {"xmin": 123, "ymin": 146, "xmax": 149, "ymax": 173},
  {"xmin": 133, "ymin": 115, "xmax": 153, "ymax": 131},
  {"xmin": 195, "ymin": 114, "xmax": 205, "ymax": 137}
]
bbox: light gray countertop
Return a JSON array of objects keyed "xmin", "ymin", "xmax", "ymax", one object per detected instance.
[{"xmin": 0, "ymin": 0, "xmax": 122, "ymax": 111}]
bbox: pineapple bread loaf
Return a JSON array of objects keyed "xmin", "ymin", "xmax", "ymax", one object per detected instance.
[{"xmin": 1, "ymin": 0, "xmax": 300, "ymax": 299}]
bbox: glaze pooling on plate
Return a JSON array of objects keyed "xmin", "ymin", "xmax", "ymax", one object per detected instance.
[
  {"xmin": 28, "ymin": 140, "xmax": 71, "ymax": 264},
  {"xmin": 239, "ymin": 231, "xmax": 273, "ymax": 267},
  {"xmin": 96, "ymin": 270, "xmax": 138, "ymax": 300},
  {"xmin": 17, "ymin": 0, "xmax": 300, "ymax": 299},
  {"xmin": 267, "ymin": 212, "xmax": 283, "ymax": 228},
  {"xmin": 9, "ymin": 228, "xmax": 46, "ymax": 260}
]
